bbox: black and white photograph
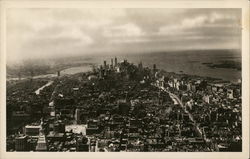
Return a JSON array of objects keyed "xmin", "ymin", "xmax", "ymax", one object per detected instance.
[{"xmin": 0, "ymin": 0, "xmax": 249, "ymax": 159}]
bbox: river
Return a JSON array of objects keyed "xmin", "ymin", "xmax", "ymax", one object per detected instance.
[
  {"xmin": 8, "ymin": 50, "xmax": 241, "ymax": 83},
  {"xmin": 7, "ymin": 65, "xmax": 92, "ymax": 81}
]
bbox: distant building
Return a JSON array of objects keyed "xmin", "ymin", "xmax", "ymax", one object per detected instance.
[
  {"xmin": 152, "ymin": 64, "xmax": 157, "ymax": 77},
  {"xmin": 116, "ymin": 67, "xmax": 120, "ymax": 73},
  {"xmin": 115, "ymin": 57, "xmax": 118, "ymax": 66},
  {"xmin": 138, "ymin": 61, "xmax": 143, "ymax": 70},
  {"xmin": 12, "ymin": 111, "xmax": 30, "ymax": 123},
  {"xmin": 24, "ymin": 125, "xmax": 41, "ymax": 137},
  {"xmin": 212, "ymin": 86, "xmax": 218, "ymax": 92},
  {"xmin": 153, "ymin": 64, "xmax": 157, "ymax": 71},
  {"xmin": 28, "ymin": 138, "xmax": 38, "ymax": 151},
  {"xmin": 99, "ymin": 65, "xmax": 104, "ymax": 78},
  {"xmin": 86, "ymin": 120, "xmax": 99, "ymax": 135},
  {"xmin": 227, "ymin": 89, "xmax": 234, "ymax": 99},
  {"xmin": 35, "ymin": 125, "xmax": 47, "ymax": 151},
  {"xmin": 203, "ymin": 95, "xmax": 211, "ymax": 104},
  {"xmin": 35, "ymin": 135, "xmax": 47, "ymax": 151},
  {"xmin": 111, "ymin": 58, "xmax": 114, "ymax": 68},
  {"xmin": 88, "ymin": 75, "xmax": 97, "ymax": 81},
  {"xmin": 168, "ymin": 81, "xmax": 174, "ymax": 88},
  {"xmin": 75, "ymin": 109, "xmax": 88, "ymax": 124},
  {"xmin": 173, "ymin": 78, "xmax": 178, "ymax": 84},
  {"xmin": 104, "ymin": 60, "xmax": 107, "ymax": 68},
  {"xmin": 176, "ymin": 81, "xmax": 180, "ymax": 91},
  {"xmin": 53, "ymin": 122, "xmax": 65, "ymax": 133},
  {"xmin": 187, "ymin": 83, "xmax": 192, "ymax": 91},
  {"xmin": 206, "ymin": 85, "xmax": 212, "ymax": 91},
  {"xmin": 191, "ymin": 85, "xmax": 196, "ymax": 92},
  {"xmin": 47, "ymin": 131, "xmax": 65, "ymax": 142},
  {"xmin": 76, "ymin": 137, "xmax": 89, "ymax": 151},
  {"xmin": 158, "ymin": 76, "xmax": 165, "ymax": 88},
  {"xmin": 65, "ymin": 124, "xmax": 86, "ymax": 135},
  {"xmin": 15, "ymin": 135, "xmax": 28, "ymax": 151}
]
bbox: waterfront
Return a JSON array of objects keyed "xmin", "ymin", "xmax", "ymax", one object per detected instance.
[
  {"xmin": 60, "ymin": 66, "xmax": 92, "ymax": 75},
  {"xmin": 7, "ymin": 50, "xmax": 241, "ymax": 83},
  {"xmin": 6, "ymin": 57, "xmax": 242, "ymax": 152},
  {"xmin": 89, "ymin": 50, "xmax": 241, "ymax": 83}
]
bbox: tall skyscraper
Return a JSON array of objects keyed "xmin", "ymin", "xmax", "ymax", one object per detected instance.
[
  {"xmin": 115, "ymin": 57, "xmax": 118, "ymax": 66},
  {"xmin": 138, "ymin": 61, "xmax": 143, "ymax": 70},
  {"xmin": 111, "ymin": 58, "xmax": 114, "ymax": 67},
  {"xmin": 104, "ymin": 60, "xmax": 107, "ymax": 68},
  {"xmin": 153, "ymin": 64, "xmax": 156, "ymax": 72}
]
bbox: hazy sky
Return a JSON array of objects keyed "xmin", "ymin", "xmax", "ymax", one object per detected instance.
[{"xmin": 6, "ymin": 8, "xmax": 241, "ymax": 64}]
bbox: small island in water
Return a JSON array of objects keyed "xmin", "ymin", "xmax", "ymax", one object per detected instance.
[{"xmin": 202, "ymin": 60, "xmax": 241, "ymax": 70}]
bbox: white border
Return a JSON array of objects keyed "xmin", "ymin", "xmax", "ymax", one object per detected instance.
[{"xmin": 0, "ymin": 1, "xmax": 249, "ymax": 159}]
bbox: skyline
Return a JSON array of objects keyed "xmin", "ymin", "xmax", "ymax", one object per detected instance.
[{"xmin": 6, "ymin": 8, "xmax": 241, "ymax": 64}]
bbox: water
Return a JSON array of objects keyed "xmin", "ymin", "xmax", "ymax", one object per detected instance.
[
  {"xmin": 60, "ymin": 66, "xmax": 92, "ymax": 75},
  {"xmin": 87, "ymin": 50, "xmax": 241, "ymax": 82},
  {"xmin": 7, "ymin": 66, "xmax": 92, "ymax": 81},
  {"xmin": 8, "ymin": 50, "xmax": 242, "ymax": 83}
]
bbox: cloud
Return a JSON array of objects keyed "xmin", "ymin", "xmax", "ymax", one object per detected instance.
[
  {"xmin": 6, "ymin": 8, "xmax": 241, "ymax": 64},
  {"xmin": 181, "ymin": 15, "xmax": 207, "ymax": 28},
  {"xmin": 103, "ymin": 23, "xmax": 144, "ymax": 38},
  {"xmin": 102, "ymin": 23, "xmax": 148, "ymax": 44}
]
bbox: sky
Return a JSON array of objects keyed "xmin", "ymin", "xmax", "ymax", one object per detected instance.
[{"xmin": 6, "ymin": 8, "xmax": 241, "ymax": 64}]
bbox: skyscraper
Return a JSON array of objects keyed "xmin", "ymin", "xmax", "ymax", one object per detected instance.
[
  {"xmin": 115, "ymin": 57, "xmax": 117, "ymax": 66},
  {"xmin": 104, "ymin": 60, "xmax": 107, "ymax": 68},
  {"xmin": 111, "ymin": 58, "xmax": 114, "ymax": 67},
  {"xmin": 138, "ymin": 61, "xmax": 143, "ymax": 70}
]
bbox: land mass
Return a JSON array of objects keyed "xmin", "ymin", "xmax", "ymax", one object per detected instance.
[{"xmin": 202, "ymin": 60, "xmax": 241, "ymax": 70}]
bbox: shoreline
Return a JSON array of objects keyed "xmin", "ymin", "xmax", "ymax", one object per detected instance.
[{"xmin": 7, "ymin": 64, "xmax": 241, "ymax": 84}]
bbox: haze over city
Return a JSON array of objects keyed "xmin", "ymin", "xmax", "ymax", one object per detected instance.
[{"xmin": 7, "ymin": 8, "xmax": 241, "ymax": 64}]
